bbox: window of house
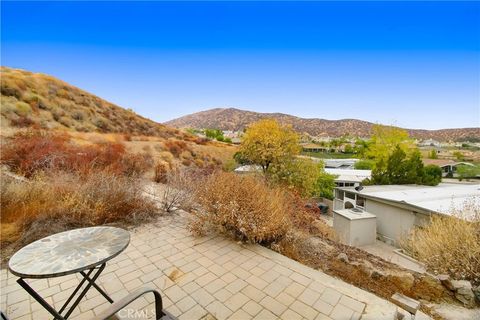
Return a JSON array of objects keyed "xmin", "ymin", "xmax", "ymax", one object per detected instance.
[
  {"xmin": 345, "ymin": 192, "xmax": 355, "ymax": 200},
  {"xmin": 356, "ymin": 196, "xmax": 366, "ymax": 208},
  {"xmin": 336, "ymin": 190, "xmax": 344, "ymax": 200}
]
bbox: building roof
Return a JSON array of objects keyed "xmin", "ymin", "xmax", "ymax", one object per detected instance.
[
  {"xmin": 422, "ymin": 159, "xmax": 455, "ymax": 167},
  {"xmin": 337, "ymin": 183, "xmax": 480, "ymax": 220},
  {"xmin": 325, "ymin": 168, "xmax": 371, "ymax": 183},
  {"xmin": 301, "ymin": 143, "xmax": 325, "ymax": 149},
  {"xmin": 234, "ymin": 165, "xmax": 262, "ymax": 173},
  {"xmin": 324, "ymin": 158, "xmax": 359, "ymax": 168}
]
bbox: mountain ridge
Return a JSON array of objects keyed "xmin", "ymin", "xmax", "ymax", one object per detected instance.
[{"xmin": 165, "ymin": 107, "xmax": 480, "ymax": 141}]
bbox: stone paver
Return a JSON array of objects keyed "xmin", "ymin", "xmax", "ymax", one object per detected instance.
[{"xmin": 1, "ymin": 212, "xmax": 402, "ymax": 319}]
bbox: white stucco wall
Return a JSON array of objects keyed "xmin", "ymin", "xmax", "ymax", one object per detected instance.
[{"xmin": 364, "ymin": 200, "xmax": 429, "ymax": 245}]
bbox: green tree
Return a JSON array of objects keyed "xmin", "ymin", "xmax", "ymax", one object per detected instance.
[
  {"xmin": 369, "ymin": 145, "xmax": 440, "ymax": 186},
  {"xmin": 205, "ymin": 129, "xmax": 224, "ymax": 140},
  {"xmin": 268, "ymin": 158, "xmax": 336, "ymax": 199},
  {"xmin": 422, "ymin": 165, "xmax": 442, "ymax": 186},
  {"xmin": 367, "ymin": 124, "xmax": 414, "ymax": 164},
  {"xmin": 315, "ymin": 171, "xmax": 337, "ymax": 200},
  {"xmin": 457, "ymin": 164, "xmax": 480, "ymax": 180},
  {"xmin": 354, "ymin": 138, "xmax": 370, "ymax": 158},
  {"xmin": 240, "ymin": 119, "xmax": 300, "ymax": 173},
  {"xmin": 269, "ymin": 158, "xmax": 321, "ymax": 197},
  {"xmin": 428, "ymin": 150, "xmax": 438, "ymax": 159},
  {"xmin": 344, "ymin": 144, "xmax": 354, "ymax": 154},
  {"xmin": 354, "ymin": 159, "xmax": 374, "ymax": 170},
  {"xmin": 453, "ymin": 151, "xmax": 465, "ymax": 161}
]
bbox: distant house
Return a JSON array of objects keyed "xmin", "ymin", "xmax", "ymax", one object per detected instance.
[
  {"xmin": 324, "ymin": 158, "xmax": 359, "ymax": 169},
  {"xmin": 301, "ymin": 143, "xmax": 327, "ymax": 153},
  {"xmin": 423, "ymin": 159, "xmax": 477, "ymax": 177},
  {"xmin": 231, "ymin": 137, "xmax": 242, "ymax": 145},
  {"xmin": 418, "ymin": 139, "xmax": 441, "ymax": 147},
  {"xmin": 333, "ymin": 184, "xmax": 480, "ymax": 246},
  {"xmin": 324, "ymin": 168, "xmax": 371, "ymax": 187},
  {"xmin": 440, "ymin": 162, "xmax": 477, "ymax": 177},
  {"xmin": 233, "ymin": 165, "xmax": 262, "ymax": 174}
]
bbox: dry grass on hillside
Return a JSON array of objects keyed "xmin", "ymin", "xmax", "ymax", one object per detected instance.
[{"xmin": 0, "ymin": 67, "xmax": 181, "ymax": 138}]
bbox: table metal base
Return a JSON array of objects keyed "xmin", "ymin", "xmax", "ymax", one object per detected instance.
[{"xmin": 17, "ymin": 263, "xmax": 113, "ymax": 320}]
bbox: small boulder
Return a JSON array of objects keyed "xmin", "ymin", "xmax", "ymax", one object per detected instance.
[
  {"xmin": 473, "ymin": 285, "xmax": 480, "ymax": 303},
  {"xmin": 337, "ymin": 252, "xmax": 349, "ymax": 263},
  {"xmin": 387, "ymin": 271, "xmax": 415, "ymax": 292},
  {"xmin": 371, "ymin": 269, "xmax": 385, "ymax": 280},
  {"xmin": 437, "ymin": 274, "xmax": 454, "ymax": 291},
  {"xmin": 451, "ymin": 280, "xmax": 476, "ymax": 308}
]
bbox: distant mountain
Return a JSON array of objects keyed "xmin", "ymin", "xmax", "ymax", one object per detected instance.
[
  {"xmin": 165, "ymin": 108, "xmax": 480, "ymax": 141},
  {"xmin": 1, "ymin": 67, "xmax": 182, "ymax": 138}
]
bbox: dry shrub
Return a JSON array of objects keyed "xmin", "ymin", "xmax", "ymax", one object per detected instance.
[
  {"xmin": 1, "ymin": 130, "xmax": 70, "ymax": 177},
  {"xmin": 164, "ymin": 139, "xmax": 188, "ymax": 158},
  {"xmin": 182, "ymin": 159, "xmax": 192, "ymax": 166},
  {"xmin": 1, "ymin": 171, "xmax": 157, "ymax": 251},
  {"xmin": 1, "ymin": 130, "xmax": 152, "ymax": 177},
  {"xmin": 160, "ymin": 168, "xmax": 197, "ymax": 212},
  {"xmin": 190, "ymin": 171, "xmax": 289, "ymax": 243},
  {"xmin": 10, "ymin": 116, "xmax": 35, "ymax": 128},
  {"xmin": 288, "ymin": 194, "xmax": 336, "ymax": 239},
  {"xmin": 154, "ymin": 161, "xmax": 170, "ymax": 183},
  {"xmin": 401, "ymin": 197, "xmax": 480, "ymax": 284},
  {"xmin": 194, "ymin": 137, "xmax": 209, "ymax": 145}
]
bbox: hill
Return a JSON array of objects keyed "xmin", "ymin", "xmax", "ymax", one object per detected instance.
[
  {"xmin": 0, "ymin": 67, "xmax": 182, "ymax": 138},
  {"xmin": 0, "ymin": 67, "xmax": 237, "ymax": 167},
  {"xmin": 165, "ymin": 108, "xmax": 480, "ymax": 141}
]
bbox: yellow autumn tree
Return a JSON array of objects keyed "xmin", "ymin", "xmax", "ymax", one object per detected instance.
[
  {"xmin": 240, "ymin": 119, "xmax": 301, "ymax": 173},
  {"xmin": 367, "ymin": 124, "xmax": 415, "ymax": 164}
]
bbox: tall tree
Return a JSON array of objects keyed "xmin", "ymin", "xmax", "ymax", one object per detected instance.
[
  {"xmin": 240, "ymin": 119, "xmax": 300, "ymax": 173},
  {"xmin": 368, "ymin": 145, "xmax": 441, "ymax": 186},
  {"xmin": 367, "ymin": 124, "xmax": 415, "ymax": 165}
]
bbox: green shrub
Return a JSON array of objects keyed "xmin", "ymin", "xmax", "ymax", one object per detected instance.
[
  {"xmin": 423, "ymin": 165, "xmax": 442, "ymax": 185},
  {"xmin": 354, "ymin": 159, "xmax": 374, "ymax": 170},
  {"xmin": 15, "ymin": 101, "xmax": 31, "ymax": 116}
]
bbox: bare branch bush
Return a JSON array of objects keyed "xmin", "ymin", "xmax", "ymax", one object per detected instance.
[{"xmin": 161, "ymin": 168, "xmax": 200, "ymax": 213}]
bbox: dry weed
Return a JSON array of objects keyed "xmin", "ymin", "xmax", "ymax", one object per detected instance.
[
  {"xmin": 401, "ymin": 197, "xmax": 480, "ymax": 284},
  {"xmin": 190, "ymin": 171, "xmax": 290, "ymax": 243},
  {"xmin": 1, "ymin": 171, "xmax": 157, "ymax": 254}
]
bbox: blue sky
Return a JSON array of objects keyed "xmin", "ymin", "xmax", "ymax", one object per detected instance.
[{"xmin": 2, "ymin": 1, "xmax": 479, "ymax": 130}]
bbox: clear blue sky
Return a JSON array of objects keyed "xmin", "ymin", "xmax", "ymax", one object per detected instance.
[{"xmin": 2, "ymin": 1, "xmax": 479, "ymax": 130}]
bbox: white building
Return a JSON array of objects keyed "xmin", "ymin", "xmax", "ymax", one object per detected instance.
[
  {"xmin": 333, "ymin": 183, "xmax": 480, "ymax": 246},
  {"xmin": 324, "ymin": 168, "xmax": 371, "ymax": 187}
]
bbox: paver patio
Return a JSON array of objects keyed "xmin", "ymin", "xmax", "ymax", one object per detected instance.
[{"xmin": 1, "ymin": 212, "xmax": 409, "ymax": 320}]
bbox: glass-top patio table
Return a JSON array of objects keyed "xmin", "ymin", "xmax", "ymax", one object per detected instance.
[{"xmin": 8, "ymin": 226, "xmax": 130, "ymax": 320}]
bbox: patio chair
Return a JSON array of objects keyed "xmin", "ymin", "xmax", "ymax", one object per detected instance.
[
  {"xmin": 1, "ymin": 287, "xmax": 172, "ymax": 320},
  {"xmin": 94, "ymin": 287, "xmax": 172, "ymax": 320}
]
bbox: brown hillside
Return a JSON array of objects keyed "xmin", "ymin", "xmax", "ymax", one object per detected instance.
[
  {"xmin": 0, "ymin": 67, "xmax": 183, "ymax": 138},
  {"xmin": 165, "ymin": 107, "xmax": 480, "ymax": 141}
]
